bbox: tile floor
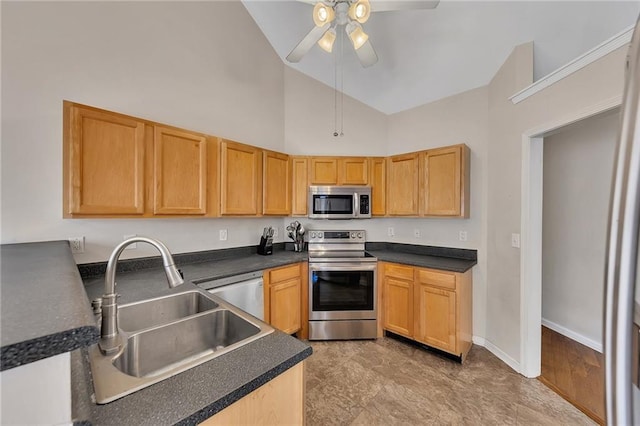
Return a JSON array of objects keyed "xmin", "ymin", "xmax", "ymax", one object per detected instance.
[{"xmin": 304, "ymin": 336, "xmax": 595, "ymax": 425}]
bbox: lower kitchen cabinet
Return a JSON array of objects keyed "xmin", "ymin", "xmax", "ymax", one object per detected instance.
[
  {"xmin": 200, "ymin": 361, "xmax": 305, "ymax": 425},
  {"xmin": 263, "ymin": 263, "xmax": 307, "ymax": 336},
  {"xmin": 381, "ymin": 261, "xmax": 473, "ymax": 361},
  {"xmin": 382, "ymin": 263, "xmax": 414, "ymax": 337}
]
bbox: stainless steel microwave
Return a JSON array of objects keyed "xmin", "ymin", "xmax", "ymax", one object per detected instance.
[{"xmin": 308, "ymin": 186, "xmax": 371, "ymax": 219}]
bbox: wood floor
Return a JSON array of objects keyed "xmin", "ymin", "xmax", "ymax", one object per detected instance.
[{"xmin": 540, "ymin": 325, "xmax": 605, "ymax": 425}]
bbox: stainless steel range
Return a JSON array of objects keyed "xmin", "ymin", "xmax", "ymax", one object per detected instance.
[{"xmin": 308, "ymin": 230, "xmax": 377, "ymax": 340}]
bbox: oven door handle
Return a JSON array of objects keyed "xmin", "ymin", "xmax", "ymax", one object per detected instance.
[{"xmin": 309, "ymin": 263, "xmax": 377, "ymax": 272}]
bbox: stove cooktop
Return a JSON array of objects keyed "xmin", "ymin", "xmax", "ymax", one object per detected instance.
[{"xmin": 307, "ymin": 250, "xmax": 377, "ymax": 262}]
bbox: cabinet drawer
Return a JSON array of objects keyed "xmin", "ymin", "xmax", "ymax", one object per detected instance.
[
  {"xmin": 269, "ymin": 264, "xmax": 301, "ymax": 284},
  {"xmin": 384, "ymin": 263, "xmax": 414, "ymax": 280},
  {"xmin": 416, "ymin": 269, "xmax": 456, "ymax": 290}
]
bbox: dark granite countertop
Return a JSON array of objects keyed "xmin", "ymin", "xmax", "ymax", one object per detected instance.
[
  {"xmin": 366, "ymin": 242, "xmax": 477, "ymax": 273},
  {"xmin": 77, "ymin": 247, "xmax": 311, "ymax": 425},
  {"xmin": 72, "ymin": 330, "xmax": 311, "ymax": 425},
  {"xmin": 1, "ymin": 241, "xmax": 99, "ymax": 371},
  {"xmin": 74, "ymin": 241, "xmax": 473, "ymax": 424}
]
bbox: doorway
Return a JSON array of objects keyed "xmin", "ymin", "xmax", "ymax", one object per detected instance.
[{"xmin": 537, "ymin": 110, "xmax": 619, "ymax": 423}]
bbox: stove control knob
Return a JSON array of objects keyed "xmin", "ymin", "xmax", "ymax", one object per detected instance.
[
  {"xmin": 310, "ymin": 232, "xmax": 315, "ymax": 238},
  {"xmin": 357, "ymin": 232, "xmax": 363, "ymax": 239},
  {"xmin": 318, "ymin": 232, "xmax": 323, "ymax": 239},
  {"xmin": 351, "ymin": 232, "xmax": 356, "ymax": 239}
]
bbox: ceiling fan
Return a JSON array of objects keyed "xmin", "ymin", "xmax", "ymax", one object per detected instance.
[{"xmin": 286, "ymin": 0, "xmax": 440, "ymax": 68}]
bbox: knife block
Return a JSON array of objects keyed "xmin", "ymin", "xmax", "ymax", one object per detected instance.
[{"xmin": 257, "ymin": 236, "xmax": 273, "ymax": 255}]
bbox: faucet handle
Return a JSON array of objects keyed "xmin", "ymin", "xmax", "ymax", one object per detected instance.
[{"xmin": 91, "ymin": 298, "xmax": 102, "ymax": 315}]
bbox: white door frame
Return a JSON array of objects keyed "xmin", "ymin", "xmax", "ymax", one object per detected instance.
[{"xmin": 519, "ymin": 95, "xmax": 622, "ymax": 378}]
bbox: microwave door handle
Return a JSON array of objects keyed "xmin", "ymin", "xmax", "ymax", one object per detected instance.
[{"xmin": 354, "ymin": 193, "xmax": 359, "ymax": 217}]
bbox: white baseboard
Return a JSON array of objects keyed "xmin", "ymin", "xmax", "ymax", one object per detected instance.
[
  {"xmin": 483, "ymin": 339, "xmax": 521, "ymax": 374},
  {"xmin": 541, "ymin": 318, "xmax": 603, "ymax": 353},
  {"xmin": 472, "ymin": 335, "xmax": 486, "ymax": 346}
]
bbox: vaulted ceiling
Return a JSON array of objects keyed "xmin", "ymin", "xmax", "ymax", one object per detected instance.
[{"xmin": 243, "ymin": 1, "xmax": 640, "ymax": 114}]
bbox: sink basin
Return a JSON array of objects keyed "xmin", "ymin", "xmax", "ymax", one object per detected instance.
[
  {"xmin": 113, "ymin": 309, "xmax": 260, "ymax": 378},
  {"xmin": 118, "ymin": 291, "xmax": 218, "ymax": 332},
  {"xmin": 89, "ymin": 286, "xmax": 274, "ymax": 404}
]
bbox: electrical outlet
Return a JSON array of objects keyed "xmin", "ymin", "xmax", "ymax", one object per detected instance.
[
  {"xmin": 388, "ymin": 227, "xmax": 395, "ymax": 237},
  {"xmin": 511, "ymin": 233, "xmax": 520, "ymax": 248},
  {"xmin": 414, "ymin": 229, "xmax": 421, "ymax": 238},
  {"xmin": 219, "ymin": 229, "xmax": 228, "ymax": 241},
  {"xmin": 69, "ymin": 236, "xmax": 85, "ymax": 254},
  {"xmin": 459, "ymin": 231, "xmax": 468, "ymax": 242},
  {"xmin": 124, "ymin": 234, "xmax": 137, "ymax": 249},
  {"xmin": 273, "ymin": 227, "xmax": 279, "ymax": 238}
]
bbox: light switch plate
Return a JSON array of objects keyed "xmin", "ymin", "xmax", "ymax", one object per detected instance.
[
  {"xmin": 388, "ymin": 227, "xmax": 394, "ymax": 237},
  {"xmin": 459, "ymin": 231, "xmax": 467, "ymax": 242},
  {"xmin": 219, "ymin": 229, "xmax": 228, "ymax": 241},
  {"xmin": 511, "ymin": 233, "xmax": 520, "ymax": 248}
]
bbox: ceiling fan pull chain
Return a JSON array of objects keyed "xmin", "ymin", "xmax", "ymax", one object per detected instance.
[
  {"xmin": 340, "ymin": 29, "xmax": 345, "ymax": 137},
  {"xmin": 333, "ymin": 33, "xmax": 339, "ymax": 138}
]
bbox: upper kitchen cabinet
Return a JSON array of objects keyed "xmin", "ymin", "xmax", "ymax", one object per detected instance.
[
  {"xmin": 153, "ymin": 126, "xmax": 207, "ymax": 215},
  {"xmin": 386, "ymin": 153, "xmax": 420, "ymax": 216},
  {"xmin": 263, "ymin": 150, "xmax": 291, "ymax": 216},
  {"xmin": 369, "ymin": 157, "xmax": 386, "ymax": 216},
  {"xmin": 291, "ymin": 157, "xmax": 309, "ymax": 216},
  {"xmin": 338, "ymin": 157, "xmax": 368, "ymax": 185},
  {"xmin": 64, "ymin": 102, "xmax": 146, "ymax": 216},
  {"xmin": 309, "ymin": 157, "xmax": 338, "ymax": 185},
  {"xmin": 422, "ymin": 144, "xmax": 470, "ymax": 217},
  {"xmin": 220, "ymin": 140, "xmax": 262, "ymax": 216}
]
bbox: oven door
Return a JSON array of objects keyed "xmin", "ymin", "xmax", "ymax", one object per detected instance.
[{"xmin": 308, "ymin": 262, "xmax": 377, "ymax": 320}]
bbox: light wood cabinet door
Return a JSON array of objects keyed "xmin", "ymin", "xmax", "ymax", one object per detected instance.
[
  {"xmin": 291, "ymin": 157, "xmax": 308, "ymax": 216},
  {"xmin": 153, "ymin": 126, "xmax": 207, "ymax": 215},
  {"xmin": 263, "ymin": 150, "xmax": 290, "ymax": 216},
  {"xmin": 201, "ymin": 361, "xmax": 304, "ymax": 426},
  {"xmin": 338, "ymin": 157, "xmax": 368, "ymax": 185},
  {"xmin": 64, "ymin": 103, "xmax": 145, "ymax": 215},
  {"xmin": 422, "ymin": 144, "xmax": 469, "ymax": 217},
  {"xmin": 387, "ymin": 153, "xmax": 420, "ymax": 216},
  {"xmin": 383, "ymin": 275, "xmax": 414, "ymax": 337},
  {"xmin": 310, "ymin": 157, "xmax": 338, "ymax": 185},
  {"xmin": 270, "ymin": 278, "xmax": 302, "ymax": 334},
  {"xmin": 414, "ymin": 282, "xmax": 457, "ymax": 354},
  {"xmin": 220, "ymin": 140, "xmax": 261, "ymax": 215},
  {"xmin": 369, "ymin": 157, "xmax": 386, "ymax": 216}
]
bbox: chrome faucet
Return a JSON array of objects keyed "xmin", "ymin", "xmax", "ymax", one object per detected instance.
[{"xmin": 99, "ymin": 236, "xmax": 184, "ymax": 354}]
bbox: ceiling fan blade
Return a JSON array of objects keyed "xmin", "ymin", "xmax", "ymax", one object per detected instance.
[
  {"xmin": 286, "ymin": 24, "xmax": 331, "ymax": 63},
  {"xmin": 370, "ymin": 0, "xmax": 439, "ymax": 12},
  {"xmin": 354, "ymin": 39, "xmax": 378, "ymax": 68}
]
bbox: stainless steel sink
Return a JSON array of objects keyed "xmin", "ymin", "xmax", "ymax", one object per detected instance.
[
  {"xmin": 89, "ymin": 286, "xmax": 274, "ymax": 404},
  {"xmin": 113, "ymin": 309, "xmax": 260, "ymax": 378},
  {"xmin": 118, "ymin": 291, "xmax": 218, "ymax": 332}
]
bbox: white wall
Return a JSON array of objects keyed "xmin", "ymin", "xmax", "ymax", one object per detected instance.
[
  {"xmin": 1, "ymin": 2, "xmax": 287, "ymax": 263},
  {"xmin": 486, "ymin": 42, "xmax": 627, "ymax": 366},
  {"xmin": 284, "ymin": 67, "xmax": 388, "ymax": 156},
  {"xmin": 541, "ymin": 110, "xmax": 619, "ymax": 351},
  {"xmin": 0, "ymin": 352, "xmax": 71, "ymax": 425}
]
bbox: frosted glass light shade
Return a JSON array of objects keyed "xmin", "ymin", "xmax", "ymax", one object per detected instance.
[
  {"xmin": 348, "ymin": 24, "xmax": 369, "ymax": 50},
  {"xmin": 318, "ymin": 28, "xmax": 337, "ymax": 52},
  {"xmin": 348, "ymin": 0, "xmax": 371, "ymax": 24},
  {"xmin": 313, "ymin": 3, "xmax": 335, "ymax": 27}
]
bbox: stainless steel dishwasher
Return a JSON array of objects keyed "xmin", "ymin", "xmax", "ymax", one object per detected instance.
[{"xmin": 195, "ymin": 270, "xmax": 264, "ymax": 320}]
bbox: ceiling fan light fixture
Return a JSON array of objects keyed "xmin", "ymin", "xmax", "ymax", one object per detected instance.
[
  {"xmin": 347, "ymin": 23, "xmax": 369, "ymax": 50},
  {"xmin": 317, "ymin": 28, "xmax": 337, "ymax": 52},
  {"xmin": 348, "ymin": 0, "xmax": 371, "ymax": 24},
  {"xmin": 313, "ymin": 3, "xmax": 335, "ymax": 27}
]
